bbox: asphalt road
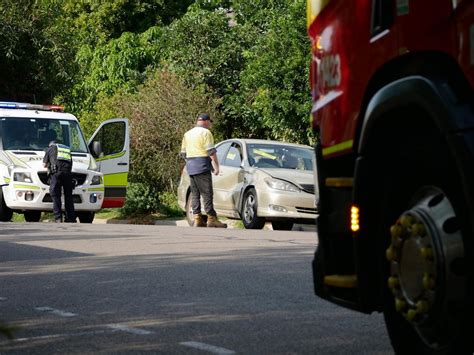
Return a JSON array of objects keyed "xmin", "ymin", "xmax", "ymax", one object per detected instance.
[{"xmin": 0, "ymin": 223, "xmax": 393, "ymax": 354}]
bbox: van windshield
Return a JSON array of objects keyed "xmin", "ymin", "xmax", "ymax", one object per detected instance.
[{"xmin": 0, "ymin": 117, "xmax": 88, "ymax": 153}]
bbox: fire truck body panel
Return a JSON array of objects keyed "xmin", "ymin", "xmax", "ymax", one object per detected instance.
[{"xmin": 309, "ymin": 0, "xmax": 474, "ymax": 157}]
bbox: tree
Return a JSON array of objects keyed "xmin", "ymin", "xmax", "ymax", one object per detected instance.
[
  {"xmin": 160, "ymin": 0, "xmax": 311, "ymax": 143},
  {"xmin": 0, "ymin": 0, "xmax": 75, "ymax": 102},
  {"xmin": 228, "ymin": 0, "xmax": 312, "ymax": 143},
  {"xmin": 57, "ymin": 0, "xmax": 196, "ymax": 120},
  {"xmin": 161, "ymin": 4, "xmax": 248, "ymax": 138}
]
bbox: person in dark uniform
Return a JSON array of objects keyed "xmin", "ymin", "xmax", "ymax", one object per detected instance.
[{"xmin": 43, "ymin": 139, "xmax": 76, "ymax": 223}]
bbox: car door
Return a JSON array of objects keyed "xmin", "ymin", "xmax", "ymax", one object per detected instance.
[
  {"xmin": 213, "ymin": 141, "xmax": 245, "ymax": 215},
  {"xmin": 88, "ymin": 118, "xmax": 129, "ymax": 208}
]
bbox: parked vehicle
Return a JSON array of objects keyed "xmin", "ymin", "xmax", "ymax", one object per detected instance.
[
  {"xmin": 0, "ymin": 102, "xmax": 129, "ymax": 223},
  {"xmin": 178, "ymin": 139, "xmax": 318, "ymax": 230}
]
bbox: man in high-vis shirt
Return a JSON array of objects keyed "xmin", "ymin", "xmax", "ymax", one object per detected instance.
[
  {"xmin": 180, "ymin": 113, "xmax": 227, "ymax": 228},
  {"xmin": 43, "ymin": 138, "xmax": 76, "ymax": 223}
]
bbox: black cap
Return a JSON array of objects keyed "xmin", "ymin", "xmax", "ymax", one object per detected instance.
[{"xmin": 197, "ymin": 113, "xmax": 211, "ymax": 121}]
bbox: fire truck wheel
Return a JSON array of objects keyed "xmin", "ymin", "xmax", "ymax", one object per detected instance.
[
  {"xmin": 185, "ymin": 192, "xmax": 207, "ymax": 226},
  {"xmin": 24, "ymin": 211, "xmax": 41, "ymax": 222},
  {"xmin": 77, "ymin": 211, "xmax": 95, "ymax": 223},
  {"xmin": 379, "ymin": 164, "xmax": 472, "ymax": 353},
  {"xmin": 241, "ymin": 188, "xmax": 265, "ymax": 229},
  {"xmin": 0, "ymin": 189, "xmax": 13, "ymax": 222}
]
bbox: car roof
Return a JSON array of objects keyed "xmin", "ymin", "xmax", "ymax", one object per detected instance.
[{"xmin": 218, "ymin": 138, "xmax": 312, "ymax": 149}]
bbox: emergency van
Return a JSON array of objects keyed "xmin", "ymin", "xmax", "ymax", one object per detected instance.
[{"xmin": 0, "ymin": 102, "xmax": 129, "ymax": 223}]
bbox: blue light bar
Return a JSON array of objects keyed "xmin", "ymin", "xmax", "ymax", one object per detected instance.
[{"xmin": 0, "ymin": 102, "xmax": 21, "ymax": 109}]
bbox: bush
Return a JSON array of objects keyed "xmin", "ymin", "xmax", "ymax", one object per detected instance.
[
  {"xmin": 120, "ymin": 183, "xmax": 185, "ymax": 217},
  {"xmin": 157, "ymin": 191, "xmax": 184, "ymax": 217},
  {"xmin": 120, "ymin": 183, "xmax": 161, "ymax": 216}
]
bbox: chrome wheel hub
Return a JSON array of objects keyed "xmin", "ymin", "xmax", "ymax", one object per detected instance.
[
  {"xmin": 244, "ymin": 194, "xmax": 255, "ymax": 223},
  {"xmin": 386, "ymin": 187, "xmax": 466, "ymax": 348}
]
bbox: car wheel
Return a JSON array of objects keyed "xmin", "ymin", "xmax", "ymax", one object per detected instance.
[
  {"xmin": 77, "ymin": 212, "xmax": 95, "ymax": 223},
  {"xmin": 0, "ymin": 189, "xmax": 13, "ymax": 222},
  {"xmin": 241, "ymin": 188, "xmax": 265, "ymax": 229},
  {"xmin": 185, "ymin": 192, "xmax": 207, "ymax": 226},
  {"xmin": 24, "ymin": 211, "xmax": 41, "ymax": 222},
  {"xmin": 271, "ymin": 221, "xmax": 293, "ymax": 231}
]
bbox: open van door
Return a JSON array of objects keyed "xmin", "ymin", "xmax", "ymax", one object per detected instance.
[{"xmin": 88, "ymin": 118, "xmax": 129, "ymax": 208}]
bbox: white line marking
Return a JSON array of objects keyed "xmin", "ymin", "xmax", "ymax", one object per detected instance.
[
  {"xmin": 0, "ymin": 297, "xmax": 7, "ymax": 301},
  {"xmin": 35, "ymin": 306, "xmax": 77, "ymax": 317},
  {"xmin": 107, "ymin": 324, "xmax": 153, "ymax": 335},
  {"xmin": 180, "ymin": 341, "xmax": 236, "ymax": 354},
  {"xmin": 14, "ymin": 329, "xmax": 108, "ymax": 342}
]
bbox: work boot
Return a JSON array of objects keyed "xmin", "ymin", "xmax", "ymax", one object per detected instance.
[
  {"xmin": 207, "ymin": 215, "xmax": 227, "ymax": 228},
  {"xmin": 193, "ymin": 214, "xmax": 206, "ymax": 227}
]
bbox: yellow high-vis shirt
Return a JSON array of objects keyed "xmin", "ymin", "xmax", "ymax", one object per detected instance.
[{"xmin": 181, "ymin": 126, "xmax": 215, "ymax": 158}]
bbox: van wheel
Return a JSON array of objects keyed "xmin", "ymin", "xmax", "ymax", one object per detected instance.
[
  {"xmin": 0, "ymin": 189, "xmax": 13, "ymax": 222},
  {"xmin": 24, "ymin": 211, "xmax": 41, "ymax": 222},
  {"xmin": 78, "ymin": 212, "xmax": 95, "ymax": 223}
]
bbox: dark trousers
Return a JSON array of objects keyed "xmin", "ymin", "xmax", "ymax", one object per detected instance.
[
  {"xmin": 189, "ymin": 171, "xmax": 216, "ymax": 216},
  {"xmin": 50, "ymin": 171, "xmax": 75, "ymax": 222}
]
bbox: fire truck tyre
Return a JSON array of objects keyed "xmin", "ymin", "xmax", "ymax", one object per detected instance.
[
  {"xmin": 379, "ymin": 161, "xmax": 472, "ymax": 353},
  {"xmin": 185, "ymin": 193, "xmax": 207, "ymax": 226},
  {"xmin": 271, "ymin": 221, "xmax": 294, "ymax": 230},
  {"xmin": 0, "ymin": 190, "xmax": 13, "ymax": 222},
  {"xmin": 77, "ymin": 211, "xmax": 95, "ymax": 223},
  {"xmin": 241, "ymin": 188, "xmax": 265, "ymax": 229},
  {"xmin": 24, "ymin": 211, "xmax": 41, "ymax": 222}
]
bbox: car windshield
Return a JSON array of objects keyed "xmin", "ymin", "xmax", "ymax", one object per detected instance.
[
  {"xmin": 0, "ymin": 117, "xmax": 88, "ymax": 153},
  {"xmin": 247, "ymin": 143, "xmax": 314, "ymax": 170}
]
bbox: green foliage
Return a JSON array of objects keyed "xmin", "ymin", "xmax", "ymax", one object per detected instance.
[
  {"xmin": 156, "ymin": 191, "xmax": 185, "ymax": 217},
  {"xmin": 57, "ymin": 0, "xmax": 194, "ymax": 115},
  {"xmin": 120, "ymin": 184, "xmax": 184, "ymax": 217},
  {"xmin": 229, "ymin": 0, "xmax": 312, "ymax": 143},
  {"xmin": 161, "ymin": 6, "xmax": 245, "ymax": 137},
  {"xmin": 11, "ymin": 213, "xmax": 24, "ymax": 222},
  {"xmin": 60, "ymin": 0, "xmax": 193, "ymax": 45},
  {"xmin": 64, "ymin": 27, "xmax": 166, "ymax": 117},
  {"xmin": 121, "ymin": 182, "xmax": 161, "ymax": 215},
  {"xmin": 0, "ymin": 0, "xmax": 75, "ymax": 102},
  {"xmin": 95, "ymin": 208, "xmax": 121, "ymax": 220},
  {"xmin": 159, "ymin": 0, "xmax": 311, "ymax": 143}
]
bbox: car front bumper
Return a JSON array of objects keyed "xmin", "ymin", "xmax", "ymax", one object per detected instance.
[{"xmin": 256, "ymin": 189, "xmax": 317, "ymax": 221}]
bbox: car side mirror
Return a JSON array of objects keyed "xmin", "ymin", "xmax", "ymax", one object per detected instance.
[{"xmin": 91, "ymin": 141, "xmax": 102, "ymax": 158}]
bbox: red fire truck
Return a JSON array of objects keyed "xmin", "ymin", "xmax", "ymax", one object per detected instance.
[{"xmin": 307, "ymin": 0, "xmax": 474, "ymax": 353}]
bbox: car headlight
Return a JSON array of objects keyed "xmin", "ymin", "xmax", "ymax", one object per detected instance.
[
  {"xmin": 13, "ymin": 172, "xmax": 33, "ymax": 183},
  {"xmin": 91, "ymin": 175, "xmax": 103, "ymax": 185},
  {"xmin": 264, "ymin": 177, "xmax": 300, "ymax": 192}
]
